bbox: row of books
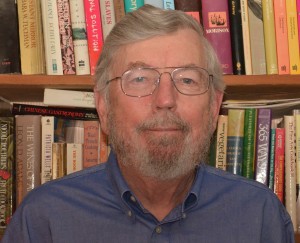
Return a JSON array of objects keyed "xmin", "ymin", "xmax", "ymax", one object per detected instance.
[
  {"xmin": 209, "ymin": 105, "xmax": 300, "ymax": 232},
  {"xmin": 0, "ymin": 105, "xmax": 110, "ymax": 234}
]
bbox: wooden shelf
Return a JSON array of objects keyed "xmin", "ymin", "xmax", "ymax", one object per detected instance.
[{"xmin": 0, "ymin": 74, "xmax": 299, "ymax": 102}]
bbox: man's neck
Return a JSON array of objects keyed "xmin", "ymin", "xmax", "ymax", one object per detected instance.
[{"xmin": 118, "ymin": 162, "xmax": 196, "ymax": 221}]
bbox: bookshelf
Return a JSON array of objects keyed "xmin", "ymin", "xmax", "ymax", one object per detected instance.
[{"xmin": 1, "ymin": 73, "xmax": 300, "ymax": 242}]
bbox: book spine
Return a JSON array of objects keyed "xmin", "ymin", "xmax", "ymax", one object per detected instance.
[
  {"xmin": 0, "ymin": 0, "xmax": 21, "ymax": 73},
  {"xmin": 0, "ymin": 117, "xmax": 14, "ymax": 234},
  {"xmin": 274, "ymin": 127, "xmax": 285, "ymax": 202},
  {"xmin": 69, "ymin": 0, "xmax": 91, "ymax": 75},
  {"xmin": 240, "ymin": 0, "xmax": 252, "ymax": 75},
  {"xmin": 295, "ymin": 112, "xmax": 300, "ymax": 232},
  {"xmin": 226, "ymin": 109, "xmax": 245, "ymax": 175},
  {"xmin": 175, "ymin": 0, "xmax": 201, "ymax": 22},
  {"xmin": 113, "ymin": 0, "xmax": 126, "ymax": 22},
  {"xmin": 41, "ymin": 116, "xmax": 54, "ymax": 184},
  {"xmin": 83, "ymin": 120, "xmax": 100, "ymax": 168},
  {"xmin": 297, "ymin": 0, "xmax": 300, "ymax": 53},
  {"xmin": 100, "ymin": 0, "xmax": 116, "ymax": 40},
  {"xmin": 286, "ymin": 0, "xmax": 300, "ymax": 74},
  {"xmin": 215, "ymin": 115, "xmax": 228, "ymax": 170},
  {"xmin": 242, "ymin": 108, "xmax": 257, "ymax": 179},
  {"xmin": 268, "ymin": 127, "xmax": 275, "ymax": 190},
  {"xmin": 124, "ymin": 0, "xmax": 144, "ymax": 13},
  {"xmin": 262, "ymin": 0, "xmax": 278, "ymax": 74},
  {"xmin": 15, "ymin": 115, "xmax": 41, "ymax": 206},
  {"xmin": 163, "ymin": 0, "xmax": 175, "ymax": 10},
  {"xmin": 201, "ymin": 0, "xmax": 233, "ymax": 74},
  {"xmin": 17, "ymin": 0, "xmax": 45, "ymax": 74},
  {"xmin": 273, "ymin": 0, "xmax": 290, "ymax": 74},
  {"xmin": 57, "ymin": 0, "xmax": 76, "ymax": 74},
  {"xmin": 52, "ymin": 142, "xmax": 66, "ymax": 179},
  {"xmin": 228, "ymin": 0, "xmax": 245, "ymax": 75},
  {"xmin": 144, "ymin": 0, "xmax": 163, "ymax": 8},
  {"xmin": 255, "ymin": 108, "xmax": 271, "ymax": 185},
  {"xmin": 284, "ymin": 115, "xmax": 297, "ymax": 231},
  {"xmin": 40, "ymin": 0, "xmax": 63, "ymax": 75},
  {"xmin": 66, "ymin": 143, "xmax": 83, "ymax": 174},
  {"xmin": 12, "ymin": 103, "xmax": 99, "ymax": 120},
  {"xmin": 84, "ymin": 0, "xmax": 104, "ymax": 75},
  {"xmin": 247, "ymin": 0, "xmax": 266, "ymax": 74}
]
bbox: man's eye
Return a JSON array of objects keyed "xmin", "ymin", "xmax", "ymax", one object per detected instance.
[
  {"xmin": 181, "ymin": 78, "xmax": 194, "ymax": 85},
  {"xmin": 133, "ymin": 76, "xmax": 146, "ymax": 83}
]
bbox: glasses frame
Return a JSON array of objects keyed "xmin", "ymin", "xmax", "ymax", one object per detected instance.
[{"xmin": 106, "ymin": 66, "xmax": 213, "ymax": 97}]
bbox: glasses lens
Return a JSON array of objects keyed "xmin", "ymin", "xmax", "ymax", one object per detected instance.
[
  {"xmin": 121, "ymin": 68, "xmax": 159, "ymax": 97},
  {"xmin": 172, "ymin": 68, "xmax": 209, "ymax": 95}
]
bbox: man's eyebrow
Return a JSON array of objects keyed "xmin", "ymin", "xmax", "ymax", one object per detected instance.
[{"xmin": 126, "ymin": 61, "xmax": 151, "ymax": 69}]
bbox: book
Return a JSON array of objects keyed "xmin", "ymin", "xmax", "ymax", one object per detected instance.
[
  {"xmin": 297, "ymin": 0, "xmax": 300, "ymax": 54},
  {"xmin": 100, "ymin": 0, "xmax": 116, "ymax": 40},
  {"xmin": 43, "ymin": 88, "xmax": 96, "ymax": 108},
  {"xmin": 174, "ymin": 0, "xmax": 201, "ymax": 23},
  {"xmin": 144, "ymin": 0, "xmax": 163, "ymax": 8},
  {"xmin": 215, "ymin": 115, "xmax": 228, "ymax": 170},
  {"xmin": 274, "ymin": 127, "xmax": 285, "ymax": 203},
  {"xmin": 12, "ymin": 103, "xmax": 99, "ymax": 120},
  {"xmin": 57, "ymin": 0, "xmax": 76, "ymax": 74},
  {"xmin": 40, "ymin": 0, "xmax": 63, "ymax": 75},
  {"xmin": 0, "ymin": 0, "xmax": 21, "ymax": 73},
  {"xmin": 52, "ymin": 142, "xmax": 66, "ymax": 179},
  {"xmin": 242, "ymin": 108, "xmax": 256, "ymax": 179},
  {"xmin": 163, "ymin": 0, "xmax": 175, "ymax": 10},
  {"xmin": 83, "ymin": 120, "xmax": 100, "ymax": 168},
  {"xmin": 247, "ymin": 0, "xmax": 266, "ymax": 74},
  {"xmin": 286, "ymin": 0, "xmax": 300, "ymax": 74},
  {"xmin": 15, "ymin": 115, "xmax": 41, "ymax": 206},
  {"xmin": 240, "ymin": 0, "xmax": 252, "ymax": 75},
  {"xmin": 66, "ymin": 143, "xmax": 83, "ymax": 174},
  {"xmin": 226, "ymin": 109, "xmax": 245, "ymax": 175},
  {"xmin": 69, "ymin": 0, "xmax": 91, "ymax": 75},
  {"xmin": 284, "ymin": 115, "xmax": 297, "ymax": 231},
  {"xmin": 262, "ymin": 0, "xmax": 278, "ymax": 74},
  {"xmin": 228, "ymin": 0, "xmax": 245, "ymax": 75},
  {"xmin": 84, "ymin": 0, "xmax": 103, "ymax": 75},
  {"xmin": 294, "ymin": 111, "xmax": 300, "ymax": 232},
  {"xmin": 124, "ymin": 0, "xmax": 144, "ymax": 13},
  {"xmin": 0, "ymin": 117, "xmax": 14, "ymax": 235},
  {"xmin": 201, "ymin": 0, "xmax": 233, "ymax": 74},
  {"xmin": 41, "ymin": 116, "xmax": 55, "ymax": 184},
  {"xmin": 255, "ymin": 108, "xmax": 271, "ymax": 185},
  {"xmin": 17, "ymin": 0, "xmax": 45, "ymax": 74},
  {"xmin": 273, "ymin": 0, "xmax": 290, "ymax": 75},
  {"xmin": 113, "ymin": 0, "xmax": 126, "ymax": 23}
]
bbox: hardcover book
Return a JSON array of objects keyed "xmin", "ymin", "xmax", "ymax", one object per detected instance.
[
  {"xmin": 83, "ymin": 120, "xmax": 100, "ymax": 168},
  {"xmin": 124, "ymin": 0, "xmax": 144, "ymax": 13},
  {"xmin": 15, "ymin": 115, "xmax": 41, "ymax": 206},
  {"xmin": 100, "ymin": 0, "xmax": 116, "ymax": 40},
  {"xmin": 201, "ymin": 0, "xmax": 233, "ymax": 74},
  {"xmin": 268, "ymin": 126, "xmax": 275, "ymax": 190},
  {"xmin": 0, "ymin": 0, "xmax": 21, "ymax": 73},
  {"xmin": 66, "ymin": 143, "xmax": 83, "ymax": 174},
  {"xmin": 226, "ymin": 109, "xmax": 245, "ymax": 175},
  {"xmin": 52, "ymin": 142, "xmax": 66, "ymax": 179},
  {"xmin": 40, "ymin": 0, "xmax": 63, "ymax": 75},
  {"xmin": 228, "ymin": 0, "xmax": 245, "ymax": 75},
  {"xmin": 255, "ymin": 108, "xmax": 271, "ymax": 185},
  {"xmin": 113, "ymin": 0, "xmax": 125, "ymax": 22},
  {"xmin": 57, "ymin": 0, "xmax": 76, "ymax": 74},
  {"xmin": 69, "ymin": 0, "xmax": 91, "ymax": 75},
  {"xmin": 248, "ymin": 0, "xmax": 266, "ymax": 74},
  {"xmin": 175, "ymin": 0, "xmax": 201, "ymax": 23}
]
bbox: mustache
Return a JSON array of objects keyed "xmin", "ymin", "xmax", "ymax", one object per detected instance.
[{"xmin": 136, "ymin": 111, "xmax": 191, "ymax": 133}]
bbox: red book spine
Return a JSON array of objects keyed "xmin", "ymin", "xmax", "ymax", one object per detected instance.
[
  {"xmin": 84, "ymin": 0, "xmax": 104, "ymax": 75},
  {"xmin": 274, "ymin": 127, "xmax": 285, "ymax": 202}
]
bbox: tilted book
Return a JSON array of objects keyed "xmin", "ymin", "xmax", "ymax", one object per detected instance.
[
  {"xmin": 124, "ymin": 0, "xmax": 144, "ymax": 13},
  {"xmin": 100, "ymin": 0, "xmax": 116, "ymax": 40},
  {"xmin": 40, "ymin": 0, "xmax": 63, "ymax": 75},
  {"xmin": 255, "ymin": 108, "xmax": 271, "ymax": 185},
  {"xmin": 228, "ymin": 0, "xmax": 245, "ymax": 75},
  {"xmin": 57, "ymin": 0, "xmax": 76, "ymax": 74},
  {"xmin": 0, "ymin": 0, "xmax": 21, "ymax": 73},
  {"xmin": 226, "ymin": 109, "xmax": 245, "ymax": 175},
  {"xmin": 175, "ymin": 0, "xmax": 201, "ymax": 23},
  {"xmin": 201, "ymin": 0, "xmax": 233, "ymax": 74},
  {"xmin": 69, "ymin": 0, "xmax": 91, "ymax": 75},
  {"xmin": 15, "ymin": 115, "xmax": 41, "ymax": 206},
  {"xmin": 113, "ymin": 0, "xmax": 125, "ymax": 23}
]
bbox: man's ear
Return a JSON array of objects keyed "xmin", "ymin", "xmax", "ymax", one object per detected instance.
[{"xmin": 94, "ymin": 87, "xmax": 109, "ymax": 134}]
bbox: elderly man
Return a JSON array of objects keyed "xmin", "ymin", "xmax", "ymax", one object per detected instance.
[{"xmin": 3, "ymin": 5, "xmax": 294, "ymax": 243}]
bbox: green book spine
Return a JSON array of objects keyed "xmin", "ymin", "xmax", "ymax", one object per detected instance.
[
  {"xmin": 242, "ymin": 108, "xmax": 257, "ymax": 179},
  {"xmin": 124, "ymin": 0, "xmax": 144, "ymax": 12},
  {"xmin": 226, "ymin": 109, "xmax": 245, "ymax": 175},
  {"xmin": 268, "ymin": 128, "xmax": 276, "ymax": 190}
]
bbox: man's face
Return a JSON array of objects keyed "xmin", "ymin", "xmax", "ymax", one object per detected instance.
[{"xmin": 96, "ymin": 29, "xmax": 223, "ymax": 180}]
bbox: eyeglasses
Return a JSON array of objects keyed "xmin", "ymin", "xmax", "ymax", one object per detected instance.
[{"xmin": 106, "ymin": 67, "xmax": 213, "ymax": 97}]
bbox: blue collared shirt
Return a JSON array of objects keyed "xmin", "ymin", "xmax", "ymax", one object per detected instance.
[{"xmin": 3, "ymin": 151, "xmax": 294, "ymax": 242}]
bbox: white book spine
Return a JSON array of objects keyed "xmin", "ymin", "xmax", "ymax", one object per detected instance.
[
  {"xmin": 100, "ymin": 0, "xmax": 116, "ymax": 40},
  {"xmin": 163, "ymin": 0, "xmax": 174, "ymax": 10},
  {"xmin": 40, "ymin": 0, "xmax": 63, "ymax": 75},
  {"xmin": 66, "ymin": 143, "xmax": 83, "ymax": 174},
  {"xmin": 144, "ymin": 0, "xmax": 164, "ymax": 8},
  {"xmin": 41, "ymin": 116, "xmax": 55, "ymax": 184},
  {"xmin": 69, "ymin": 0, "xmax": 91, "ymax": 75}
]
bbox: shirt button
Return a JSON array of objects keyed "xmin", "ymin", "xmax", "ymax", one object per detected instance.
[
  {"xmin": 130, "ymin": 195, "xmax": 136, "ymax": 202},
  {"xmin": 155, "ymin": 226, "xmax": 162, "ymax": 234},
  {"xmin": 127, "ymin": 210, "xmax": 132, "ymax": 217}
]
